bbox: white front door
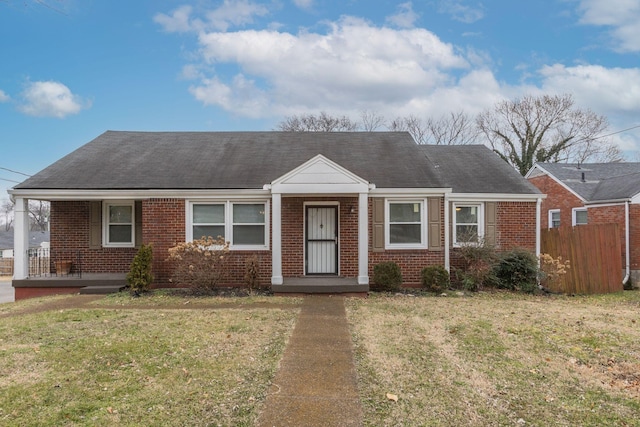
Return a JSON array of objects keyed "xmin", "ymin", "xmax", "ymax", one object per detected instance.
[{"xmin": 306, "ymin": 206, "xmax": 338, "ymax": 274}]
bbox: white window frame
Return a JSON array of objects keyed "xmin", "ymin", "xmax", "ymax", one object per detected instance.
[
  {"xmin": 549, "ymin": 209, "xmax": 561, "ymax": 229},
  {"xmin": 187, "ymin": 200, "xmax": 269, "ymax": 251},
  {"xmin": 572, "ymin": 208, "xmax": 588, "ymax": 226},
  {"xmin": 385, "ymin": 199, "xmax": 428, "ymax": 250},
  {"xmin": 452, "ymin": 202, "xmax": 484, "ymax": 247},
  {"xmin": 103, "ymin": 201, "xmax": 135, "ymax": 248},
  {"xmin": 190, "ymin": 202, "xmax": 226, "ymax": 241}
]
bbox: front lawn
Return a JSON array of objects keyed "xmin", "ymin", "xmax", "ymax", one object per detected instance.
[
  {"xmin": 347, "ymin": 291, "xmax": 640, "ymax": 426},
  {"xmin": 0, "ymin": 293, "xmax": 300, "ymax": 426}
]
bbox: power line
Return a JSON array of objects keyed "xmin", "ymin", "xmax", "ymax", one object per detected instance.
[
  {"xmin": 0, "ymin": 177, "xmax": 21, "ymax": 183},
  {"xmin": 0, "ymin": 166, "xmax": 31, "ymax": 177},
  {"xmin": 593, "ymin": 124, "xmax": 640, "ymax": 140}
]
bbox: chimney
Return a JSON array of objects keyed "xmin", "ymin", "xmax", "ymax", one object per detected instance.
[{"xmin": 581, "ymin": 172, "xmax": 586, "ymax": 182}]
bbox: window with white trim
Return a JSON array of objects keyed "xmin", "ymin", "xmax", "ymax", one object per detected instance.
[
  {"xmin": 103, "ymin": 201, "xmax": 135, "ymax": 247},
  {"xmin": 386, "ymin": 200, "xmax": 427, "ymax": 249},
  {"xmin": 549, "ymin": 209, "xmax": 560, "ymax": 228},
  {"xmin": 453, "ymin": 203, "xmax": 483, "ymax": 246},
  {"xmin": 572, "ymin": 208, "xmax": 587, "ymax": 226},
  {"xmin": 188, "ymin": 201, "xmax": 268, "ymax": 250}
]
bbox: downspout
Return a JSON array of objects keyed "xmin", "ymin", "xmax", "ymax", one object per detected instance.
[
  {"xmin": 444, "ymin": 193, "xmax": 450, "ymax": 272},
  {"xmin": 536, "ymin": 197, "xmax": 542, "ymax": 258},
  {"xmin": 623, "ymin": 200, "xmax": 630, "ymax": 285}
]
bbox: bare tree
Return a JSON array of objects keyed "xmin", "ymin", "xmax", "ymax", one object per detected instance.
[
  {"xmin": 387, "ymin": 115, "xmax": 429, "ymax": 144},
  {"xmin": 359, "ymin": 110, "xmax": 386, "ymax": 131},
  {"xmin": 28, "ymin": 200, "xmax": 49, "ymax": 231},
  {"xmin": 476, "ymin": 94, "xmax": 611, "ymax": 175},
  {"xmin": 275, "ymin": 112, "xmax": 358, "ymax": 132},
  {"xmin": 1, "ymin": 199, "xmax": 13, "ymax": 231},
  {"xmin": 425, "ymin": 111, "xmax": 480, "ymax": 145}
]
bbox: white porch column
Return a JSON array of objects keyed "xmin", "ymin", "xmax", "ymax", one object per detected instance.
[
  {"xmin": 271, "ymin": 192, "xmax": 283, "ymax": 285},
  {"xmin": 13, "ymin": 197, "xmax": 30, "ymax": 280},
  {"xmin": 358, "ymin": 192, "xmax": 369, "ymax": 285}
]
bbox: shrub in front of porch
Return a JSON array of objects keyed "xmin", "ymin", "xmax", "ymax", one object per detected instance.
[
  {"xmin": 167, "ymin": 237, "xmax": 231, "ymax": 292},
  {"xmin": 372, "ymin": 261, "xmax": 402, "ymax": 292},
  {"xmin": 126, "ymin": 243, "xmax": 154, "ymax": 296}
]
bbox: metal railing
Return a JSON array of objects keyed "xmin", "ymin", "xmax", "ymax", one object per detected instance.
[{"xmin": 25, "ymin": 248, "xmax": 82, "ymax": 278}]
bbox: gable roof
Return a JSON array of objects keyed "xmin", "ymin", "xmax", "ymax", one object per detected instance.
[
  {"xmin": 530, "ymin": 162, "xmax": 640, "ymax": 201},
  {"xmin": 421, "ymin": 145, "xmax": 541, "ymax": 194},
  {"xmin": 14, "ymin": 131, "xmax": 443, "ymax": 190}
]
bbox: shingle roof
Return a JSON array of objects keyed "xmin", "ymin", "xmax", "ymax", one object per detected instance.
[
  {"xmin": 421, "ymin": 145, "xmax": 541, "ymax": 194},
  {"xmin": 14, "ymin": 131, "xmax": 539, "ymax": 195},
  {"xmin": 534, "ymin": 162, "xmax": 640, "ymax": 201},
  {"xmin": 15, "ymin": 131, "xmax": 444, "ymax": 190}
]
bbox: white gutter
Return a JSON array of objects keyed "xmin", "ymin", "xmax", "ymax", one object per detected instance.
[{"xmin": 623, "ymin": 200, "xmax": 630, "ymax": 285}]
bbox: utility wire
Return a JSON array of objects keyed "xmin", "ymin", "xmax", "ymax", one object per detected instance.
[
  {"xmin": 0, "ymin": 166, "xmax": 31, "ymax": 177},
  {"xmin": 0, "ymin": 177, "xmax": 21, "ymax": 183}
]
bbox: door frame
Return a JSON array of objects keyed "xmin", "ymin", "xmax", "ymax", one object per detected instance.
[{"xmin": 304, "ymin": 202, "xmax": 339, "ymax": 275}]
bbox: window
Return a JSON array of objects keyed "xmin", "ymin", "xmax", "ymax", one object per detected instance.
[
  {"xmin": 188, "ymin": 201, "xmax": 268, "ymax": 249},
  {"xmin": 104, "ymin": 202, "xmax": 134, "ymax": 247},
  {"xmin": 549, "ymin": 209, "xmax": 560, "ymax": 228},
  {"xmin": 386, "ymin": 200, "xmax": 426, "ymax": 248},
  {"xmin": 192, "ymin": 204, "xmax": 225, "ymax": 240},
  {"xmin": 573, "ymin": 208, "xmax": 587, "ymax": 226},
  {"xmin": 453, "ymin": 203, "xmax": 483, "ymax": 246},
  {"xmin": 232, "ymin": 203, "xmax": 265, "ymax": 245}
]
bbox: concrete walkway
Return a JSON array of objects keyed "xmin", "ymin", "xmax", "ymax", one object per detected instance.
[
  {"xmin": 0, "ymin": 277, "xmax": 14, "ymax": 304},
  {"xmin": 257, "ymin": 295, "xmax": 363, "ymax": 427}
]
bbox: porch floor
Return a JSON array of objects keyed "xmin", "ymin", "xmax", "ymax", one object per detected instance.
[
  {"xmin": 12, "ymin": 273, "xmax": 127, "ymax": 295},
  {"xmin": 275, "ymin": 276, "xmax": 368, "ymax": 294}
]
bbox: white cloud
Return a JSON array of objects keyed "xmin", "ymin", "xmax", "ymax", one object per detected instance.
[
  {"xmin": 0, "ymin": 89, "xmax": 9, "ymax": 103},
  {"xmin": 577, "ymin": 0, "xmax": 640, "ymax": 52},
  {"xmin": 539, "ymin": 64, "xmax": 640, "ymax": 113},
  {"xmin": 438, "ymin": 0, "xmax": 484, "ymax": 24},
  {"xmin": 386, "ymin": 2, "xmax": 419, "ymax": 29},
  {"xmin": 292, "ymin": 0, "xmax": 314, "ymax": 10},
  {"xmin": 154, "ymin": 1, "xmax": 269, "ymax": 33},
  {"xmin": 190, "ymin": 16, "xmax": 469, "ymax": 117},
  {"xmin": 19, "ymin": 81, "xmax": 89, "ymax": 118}
]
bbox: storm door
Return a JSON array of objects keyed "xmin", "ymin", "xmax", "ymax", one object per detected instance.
[{"xmin": 306, "ymin": 206, "xmax": 338, "ymax": 275}]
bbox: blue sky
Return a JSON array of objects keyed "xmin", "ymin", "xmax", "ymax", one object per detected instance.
[{"xmin": 1, "ymin": 0, "xmax": 639, "ymax": 197}]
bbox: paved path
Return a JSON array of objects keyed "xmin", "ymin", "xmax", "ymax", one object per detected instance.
[
  {"xmin": 257, "ymin": 295, "xmax": 363, "ymax": 427},
  {"xmin": 0, "ymin": 277, "xmax": 14, "ymax": 304}
]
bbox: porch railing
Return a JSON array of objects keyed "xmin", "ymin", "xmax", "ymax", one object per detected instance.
[{"xmin": 26, "ymin": 249, "xmax": 83, "ymax": 278}]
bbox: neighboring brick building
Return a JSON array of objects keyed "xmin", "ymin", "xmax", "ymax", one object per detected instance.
[
  {"xmin": 527, "ymin": 162, "xmax": 640, "ymax": 285},
  {"xmin": 10, "ymin": 132, "xmax": 542, "ymax": 298}
]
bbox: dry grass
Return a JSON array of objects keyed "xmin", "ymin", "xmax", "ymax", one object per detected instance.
[
  {"xmin": 346, "ymin": 291, "xmax": 640, "ymax": 427},
  {"xmin": 0, "ymin": 294, "xmax": 300, "ymax": 426}
]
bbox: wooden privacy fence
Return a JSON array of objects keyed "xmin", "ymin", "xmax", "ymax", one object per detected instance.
[{"xmin": 541, "ymin": 224, "xmax": 623, "ymax": 294}]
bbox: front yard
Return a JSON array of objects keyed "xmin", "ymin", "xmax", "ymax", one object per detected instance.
[{"xmin": 1, "ymin": 290, "xmax": 639, "ymax": 426}]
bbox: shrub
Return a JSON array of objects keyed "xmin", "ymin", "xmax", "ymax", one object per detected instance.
[
  {"xmin": 421, "ymin": 265, "xmax": 450, "ymax": 292},
  {"xmin": 244, "ymin": 254, "xmax": 260, "ymax": 293},
  {"xmin": 372, "ymin": 261, "xmax": 402, "ymax": 292},
  {"xmin": 538, "ymin": 253, "xmax": 570, "ymax": 292},
  {"xmin": 167, "ymin": 236, "xmax": 231, "ymax": 292},
  {"xmin": 453, "ymin": 239, "xmax": 499, "ymax": 291},
  {"xmin": 495, "ymin": 248, "xmax": 538, "ymax": 293},
  {"xmin": 126, "ymin": 243, "xmax": 154, "ymax": 296}
]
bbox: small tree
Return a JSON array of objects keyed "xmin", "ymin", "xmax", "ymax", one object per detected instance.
[
  {"xmin": 126, "ymin": 244, "xmax": 154, "ymax": 296},
  {"xmin": 167, "ymin": 236, "xmax": 231, "ymax": 292}
]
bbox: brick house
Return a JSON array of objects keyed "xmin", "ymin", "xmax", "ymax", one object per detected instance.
[
  {"xmin": 10, "ymin": 131, "xmax": 542, "ymax": 299},
  {"xmin": 526, "ymin": 162, "xmax": 640, "ymax": 285}
]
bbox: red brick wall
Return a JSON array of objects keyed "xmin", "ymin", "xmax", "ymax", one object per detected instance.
[
  {"xmin": 495, "ymin": 201, "xmax": 537, "ymax": 249},
  {"xmin": 50, "ymin": 201, "xmax": 138, "ymax": 274},
  {"xmin": 281, "ymin": 196, "xmax": 359, "ymax": 277},
  {"xmin": 528, "ymin": 175, "xmax": 584, "ymax": 228}
]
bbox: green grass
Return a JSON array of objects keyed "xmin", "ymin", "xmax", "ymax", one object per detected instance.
[
  {"xmin": 0, "ymin": 294, "xmax": 300, "ymax": 426},
  {"xmin": 346, "ymin": 291, "xmax": 640, "ymax": 427}
]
